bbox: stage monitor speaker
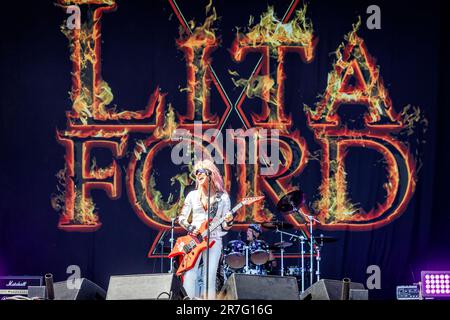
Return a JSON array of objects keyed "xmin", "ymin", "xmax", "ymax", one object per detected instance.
[
  {"xmin": 54, "ymin": 278, "xmax": 106, "ymax": 300},
  {"xmin": 300, "ymin": 279, "xmax": 368, "ymax": 300},
  {"xmin": 106, "ymin": 273, "xmax": 186, "ymax": 300},
  {"xmin": 218, "ymin": 274, "xmax": 300, "ymax": 300}
]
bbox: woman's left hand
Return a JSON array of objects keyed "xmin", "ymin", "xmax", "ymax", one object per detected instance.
[{"xmin": 224, "ymin": 212, "xmax": 234, "ymax": 222}]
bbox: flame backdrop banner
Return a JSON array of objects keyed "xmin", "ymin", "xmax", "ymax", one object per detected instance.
[{"xmin": 0, "ymin": 0, "xmax": 449, "ymax": 299}]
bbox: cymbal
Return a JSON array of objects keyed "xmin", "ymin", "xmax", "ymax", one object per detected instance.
[
  {"xmin": 262, "ymin": 221, "xmax": 293, "ymax": 230},
  {"xmin": 271, "ymin": 241, "xmax": 293, "ymax": 249},
  {"xmin": 314, "ymin": 235, "xmax": 338, "ymax": 244},
  {"xmin": 277, "ymin": 190, "xmax": 304, "ymax": 213}
]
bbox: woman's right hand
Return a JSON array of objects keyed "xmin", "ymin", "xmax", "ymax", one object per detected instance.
[{"xmin": 187, "ymin": 224, "xmax": 199, "ymax": 235}]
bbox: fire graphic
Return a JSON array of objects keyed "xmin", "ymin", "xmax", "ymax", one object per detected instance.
[
  {"xmin": 231, "ymin": 4, "xmax": 317, "ymax": 130},
  {"xmin": 304, "ymin": 19, "xmax": 419, "ymax": 229},
  {"xmin": 305, "ymin": 19, "xmax": 400, "ymax": 128},
  {"xmin": 52, "ymin": 1, "xmax": 423, "ymax": 255},
  {"xmin": 176, "ymin": 4, "xmax": 220, "ymax": 126}
]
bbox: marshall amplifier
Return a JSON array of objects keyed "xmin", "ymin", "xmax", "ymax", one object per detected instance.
[{"xmin": 0, "ymin": 276, "xmax": 43, "ymax": 300}]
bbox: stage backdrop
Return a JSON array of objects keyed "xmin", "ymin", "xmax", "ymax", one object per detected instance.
[{"xmin": 0, "ymin": 0, "xmax": 449, "ymax": 299}]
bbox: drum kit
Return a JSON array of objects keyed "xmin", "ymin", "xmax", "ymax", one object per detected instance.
[{"xmin": 221, "ymin": 190, "xmax": 339, "ymax": 293}]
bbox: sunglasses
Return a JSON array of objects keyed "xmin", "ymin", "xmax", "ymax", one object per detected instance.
[{"xmin": 195, "ymin": 168, "xmax": 209, "ymax": 176}]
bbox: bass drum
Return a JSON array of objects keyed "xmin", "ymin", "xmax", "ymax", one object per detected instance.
[{"xmin": 223, "ymin": 240, "xmax": 246, "ymax": 269}]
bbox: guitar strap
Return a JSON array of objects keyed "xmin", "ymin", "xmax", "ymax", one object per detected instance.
[
  {"xmin": 205, "ymin": 192, "xmax": 224, "ymax": 235},
  {"xmin": 209, "ymin": 192, "xmax": 223, "ymax": 221}
]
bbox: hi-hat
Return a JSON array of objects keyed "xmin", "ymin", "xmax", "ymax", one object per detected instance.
[
  {"xmin": 262, "ymin": 221, "xmax": 293, "ymax": 230},
  {"xmin": 277, "ymin": 190, "xmax": 304, "ymax": 213}
]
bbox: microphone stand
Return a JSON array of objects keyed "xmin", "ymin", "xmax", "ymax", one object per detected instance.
[
  {"xmin": 205, "ymin": 174, "xmax": 212, "ymax": 300},
  {"xmin": 300, "ymin": 235, "xmax": 305, "ymax": 292},
  {"xmin": 169, "ymin": 217, "xmax": 176, "ymax": 273}
]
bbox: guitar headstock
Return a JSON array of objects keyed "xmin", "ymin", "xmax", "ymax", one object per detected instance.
[{"xmin": 241, "ymin": 195, "xmax": 265, "ymax": 206}]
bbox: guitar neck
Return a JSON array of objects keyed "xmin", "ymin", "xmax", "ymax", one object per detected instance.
[{"xmin": 201, "ymin": 202, "xmax": 243, "ymax": 237}]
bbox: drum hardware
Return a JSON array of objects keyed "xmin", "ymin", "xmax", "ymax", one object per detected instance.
[
  {"xmin": 262, "ymin": 219, "xmax": 295, "ymax": 278},
  {"xmin": 305, "ymin": 215, "xmax": 320, "ymax": 286},
  {"xmin": 282, "ymin": 231, "xmax": 307, "ymax": 292},
  {"xmin": 315, "ymin": 240, "xmax": 321, "ymax": 282},
  {"xmin": 272, "ymin": 228, "xmax": 307, "ymax": 291},
  {"xmin": 314, "ymin": 234, "xmax": 337, "ymax": 282},
  {"xmin": 277, "ymin": 190, "xmax": 320, "ymax": 287},
  {"xmin": 244, "ymin": 244, "xmax": 250, "ymax": 273},
  {"xmin": 234, "ymin": 244, "xmax": 258, "ymax": 275}
]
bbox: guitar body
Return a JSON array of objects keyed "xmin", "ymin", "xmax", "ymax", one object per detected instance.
[{"xmin": 168, "ymin": 220, "xmax": 216, "ymax": 276}]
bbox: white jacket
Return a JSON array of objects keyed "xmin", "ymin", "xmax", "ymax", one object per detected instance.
[{"xmin": 178, "ymin": 190, "xmax": 231, "ymax": 239}]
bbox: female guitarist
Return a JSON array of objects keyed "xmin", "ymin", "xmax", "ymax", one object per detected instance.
[{"xmin": 177, "ymin": 159, "xmax": 234, "ymax": 299}]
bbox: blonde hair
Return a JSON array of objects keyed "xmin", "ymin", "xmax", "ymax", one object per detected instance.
[{"xmin": 193, "ymin": 159, "xmax": 225, "ymax": 193}]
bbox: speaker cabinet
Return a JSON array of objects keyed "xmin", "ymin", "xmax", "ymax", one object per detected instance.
[
  {"xmin": 53, "ymin": 278, "xmax": 106, "ymax": 300},
  {"xmin": 106, "ymin": 273, "xmax": 186, "ymax": 300},
  {"xmin": 300, "ymin": 279, "xmax": 368, "ymax": 300},
  {"xmin": 218, "ymin": 274, "xmax": 300, "ymax": 300}
]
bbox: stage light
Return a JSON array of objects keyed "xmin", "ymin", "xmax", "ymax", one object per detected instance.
[{"xmin": 421, "ymin": 271, "xmax": 450, "ymax": 299}]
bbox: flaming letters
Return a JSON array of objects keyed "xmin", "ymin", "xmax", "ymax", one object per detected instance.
[{"xmin": 54, "ymin": 1, "xmax": 419, "ymax": 242}]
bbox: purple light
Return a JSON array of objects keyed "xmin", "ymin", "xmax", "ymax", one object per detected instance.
[{"xmin": 421, "ymin": 271, "xmax": 450, "ymax": 299}]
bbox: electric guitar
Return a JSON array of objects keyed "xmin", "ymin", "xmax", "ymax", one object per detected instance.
[{"xmin": 169, "ymin": 196, "xmax": 265, "ymax": 276}]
